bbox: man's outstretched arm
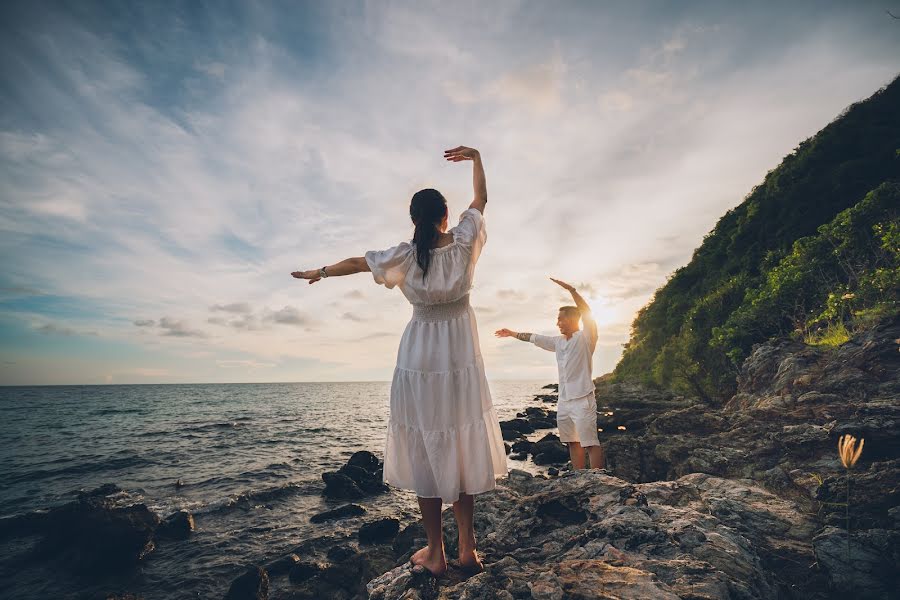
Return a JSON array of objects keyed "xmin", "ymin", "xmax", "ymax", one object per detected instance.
[
  {"xmin": 495, "ymin": 328, "xmax": 556, "ymax": 351},
  {"xmin": 550, "ymin": 278, "xmax": 598, "ymax": 351}
]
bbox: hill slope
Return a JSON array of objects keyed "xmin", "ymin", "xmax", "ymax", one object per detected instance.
[{"xmin": 614, "ymin": 75, "xmax": 900, "ymax": 400}]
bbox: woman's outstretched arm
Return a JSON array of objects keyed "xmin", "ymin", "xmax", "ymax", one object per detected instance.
[
  {"xmin": 444, "ymin": 146, "xmax": 487, "ymax": 214},
  {"xmin": 291, "ymin": 257, "xmax": 370, "ymax": 285}
]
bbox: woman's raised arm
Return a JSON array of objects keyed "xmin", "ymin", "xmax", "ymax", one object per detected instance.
[
  {"xmin": 291, "ymin": 257, "xmax": 370, "ymax": 285},
  {"xmin": 444, "ymin": 146, "xmax": 486, "ymax": 214}
]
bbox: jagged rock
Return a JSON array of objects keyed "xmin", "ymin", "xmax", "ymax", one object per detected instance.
[
  {"xmin": 157, "ymin": 510, "xmax": 194, "ymax": 539},
  {"xmin": 813, "ymin": 526, "xmax": 900, "ymax": 599},
  {"xmin": 224, "ymin": 566, "xmax": 268, "ymax": 600},
  {"xmin": 365, "ymin": 471, "xmax": 819, "ymax": 599},
  {"xmin": 310, "ymin": 503, "xmax": 367, "ymax": 524},
  {"xmin": 358, "ymin": 518, "xmax": 400, "ymax": 544}
]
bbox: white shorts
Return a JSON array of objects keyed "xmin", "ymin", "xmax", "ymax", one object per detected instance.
[{"xmin": 557, "ymin": 393, "xmax": 601, "ymax": 447}]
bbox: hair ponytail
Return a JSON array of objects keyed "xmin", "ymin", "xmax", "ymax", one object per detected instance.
[{"xmin": 409, "ymin": 188, "xmax": 448, "ymax": 279}]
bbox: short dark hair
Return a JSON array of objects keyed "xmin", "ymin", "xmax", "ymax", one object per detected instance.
[{"xmin": 558, "ymin": 306, "xmax": 581, "ymax": 320}]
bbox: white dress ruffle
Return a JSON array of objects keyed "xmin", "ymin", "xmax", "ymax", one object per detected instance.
[{"xmin": 365, "ymin": 208, "xmax": 507, "ymax": 503}]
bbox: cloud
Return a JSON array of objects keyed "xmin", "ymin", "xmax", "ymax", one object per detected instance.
[
  {"xmin": 158, "ymin": 317, "xmax": 207, "ymax": 338},
  {"xmin": 264, "ymin": 306, "xmax": 311, "ymax": 327},
  {"xmin": 341, "ymin": 312, "xmax": 366, "ymax": 322},
  {"xmin": 34, "ymin": 322, "xmax": 96, "ymax": 336},
  {"xmin": 210, "ymin": 302, "xmax": 253, "ymax": 314},
  {"xmin": 1, "ymin": 1, "xmax": 898, "ymax": 383}
]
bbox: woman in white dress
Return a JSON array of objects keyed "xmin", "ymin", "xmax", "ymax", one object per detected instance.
[{"xmin": 291, "ymin": 146, "xmax": 507, "ymax": 576}]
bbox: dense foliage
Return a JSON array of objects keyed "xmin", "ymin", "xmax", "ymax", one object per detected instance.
[{"xmin": 614, "ymin": 76, "xmax": 900, "ymax": 402}]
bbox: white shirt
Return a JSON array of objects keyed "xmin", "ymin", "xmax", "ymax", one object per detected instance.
[{"xmin": 530, "ymin": 330, "xmax": 595, "ymax": 401}]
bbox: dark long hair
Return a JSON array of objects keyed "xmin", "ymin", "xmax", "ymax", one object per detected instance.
[{"xmin": 410, "ymin": 188, "xmax": 447, "ymax": 279}]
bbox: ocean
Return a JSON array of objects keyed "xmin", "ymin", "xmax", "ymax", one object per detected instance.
[{"xmin": 0, "ymin": 380, "xmax": 552, "ymax": 599}]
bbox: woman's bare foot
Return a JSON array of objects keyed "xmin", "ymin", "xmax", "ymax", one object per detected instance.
[
  {"xmin": 409, "ymin": 545, "xmax": 447, "ymax": 576},
  {"xmin": 455, "ymin": 547, "xmax": 483, "ymax": 573}
]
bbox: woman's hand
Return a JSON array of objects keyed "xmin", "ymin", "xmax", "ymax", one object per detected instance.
[
  {"xmin": 291, "ymin": 270, "xmax": 321, "ymax": 285},
  {"xmin": 444, "ymin": 146, "xmax": 480, "ymax": 162},
  {"xmin": 494, "ymin": 328, "xmax": 515, "ymax": 338}
]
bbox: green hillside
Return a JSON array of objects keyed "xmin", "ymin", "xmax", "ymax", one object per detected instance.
[{"xmin": 614, "ymin": 76, "xmax": 900, "ymax": 402}]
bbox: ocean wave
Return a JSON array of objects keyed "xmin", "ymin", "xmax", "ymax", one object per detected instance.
[
  {"xmin": 193, "ymin": 481, "xmax": 317, "ymax": 515},
  {"xmin": 0, "ymin": 453, "xmax": 154, "ymax": 487},
  {"xmin": 182, "ymin": 421, "xmax": 245, "ymax": 433}
]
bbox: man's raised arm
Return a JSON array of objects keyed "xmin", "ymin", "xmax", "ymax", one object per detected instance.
[{"xmin": 550, "ymin": 278, "xmax": 598, "ymax": 351}]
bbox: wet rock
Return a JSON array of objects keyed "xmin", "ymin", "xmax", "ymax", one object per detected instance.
[
  {"xmin": 498, "ymin": 418, "xmax": 534, "ymax": 434},
  {"xmin": 500, "ymin": 428, "xmax": 523, "ymax": 441},
  {"xmin": 309, "ymin": 503, "xmax": 367, "ymax": 524},
  {"xmin": 264, "ymin": 553, "xmax": 299, "ymax": 577},
  {"xmin": 39, "ymin": 490, "xmax": 160, "ymax": 572},
  {"xmin": 532, "ymin": 433, "xmax": 569, "ymax": 466},
  {"xmin": 288, "ymin": 560, "xmax": 324, "ymax": 584},
  {"xmin": 224, "ymin": 566, "xmax": 268, "ymax": 600},
  {"xmin": 322, "ymin": 453, "xmax": 388, "ymax": 499},
  {"xmin": 157, "ymin": 510, "xmax": 194, "ymax": 539},
  {"xmin": 321, "ymin": 472, "xmax": 365, "ymax": 500},
  {"xmin": 358, "ymin": 518, "xmax": 400, "ymax": 544},
  {"xmin": 347, "ymin": 450, "xmax": 380, "ymax": 472}
]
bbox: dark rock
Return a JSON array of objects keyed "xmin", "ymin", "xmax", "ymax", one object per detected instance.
[
  {"xmin": 309, "ymin": 503, "xmax": 366, "ymax": 524},
  {"xmin": 39, "ymin": 494, "xmax": 160, "ymax": 572},
  {"xmin": 532, "ymin": 433, "xmax": 569, "ymax": 465},
  {"xmin": 157, "ymin": 510, "xmax": 194, "ymax": 540},
  {"xmin": 264, "ymin": 553, "xmax": 299, "ymax": 577},
  {"xmin": 321, "ymin": 472, "xmax": 365, "ymax": 500},
  {"xmin": 358, "ymin": 518, "xmax": 400, "ymax": 544},
  {"xmin": 223, "ymin": 566, "xmax": 268, "ymax": 600},
  {"xmin": 392, "ymin": 522, "xmax": 426, "ymax": 558},
  {"xmin": 510, "ymin": 439, "xmax": 534, "ymax": 454},
  {"xmin": 500, "ymin": 428, "xmax": 523, "ymax": 441},
  {"xmin": 327, "ymin": 544, "xmax": 356, "ymax": 562},
  {"xmin": 498, "ymin": 418, "xmax": 535, "ymax": 434},
  {"xmin": 338, "ymin": 464, "xmax": 388, "ymax": 494},
  {"xmin": 548, "ymin": 467, "xmax": 559, "ymax": 476},
  {"xmin": 813, "ymin": 526, "xmax": 900, "ymax": 599},
  {"xmin": 509, "ymin": 451, "xmax": 528, "ymax": 461},
  {"xmin": 541, "ymin": 383, "xmax": 558, "ymax": 390},
  {"xmin": 288, "ymin": 560, "xmax": 324, "ymax": 584},
  {"xmin": 346, "ymin": 450, "xmax": 380, "ymax": 472}
]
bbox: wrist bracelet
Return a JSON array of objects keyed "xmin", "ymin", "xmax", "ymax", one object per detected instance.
[{"xmin": 319, "ymin": 266, "xmax": 329, "ymax": 278}]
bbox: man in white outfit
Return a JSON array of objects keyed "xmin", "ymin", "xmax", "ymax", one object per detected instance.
[{"xmin": 495, "ymin": 278, "xmax": 606, "ymax": 470}]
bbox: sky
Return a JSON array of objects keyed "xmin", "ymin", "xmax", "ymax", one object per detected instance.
[{"xmin": 0, "ymin": 1, "xmax": 898, "ymax": 385}]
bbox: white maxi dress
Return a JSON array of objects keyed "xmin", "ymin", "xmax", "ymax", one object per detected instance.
[{"xmin": 365, "ymin": 208, "xmax": 508, "ymax": 503}]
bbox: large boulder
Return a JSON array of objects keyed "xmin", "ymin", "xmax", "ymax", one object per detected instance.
[
  {"xmin": 223, "ymin": 566, "xmax": 268, "ymax": 600},
  {"xmin": 366, "ymin": 470, "xmax": 820, "ymax": 599}
]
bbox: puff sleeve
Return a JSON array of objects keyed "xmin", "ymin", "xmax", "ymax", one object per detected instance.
[
  {"xmin": 452, "ymin": 208, "xmax": 487, "ymax": 264},
  {"xmin": 364, "ymin": 242, "xmax": 413, "ymax": 289}
]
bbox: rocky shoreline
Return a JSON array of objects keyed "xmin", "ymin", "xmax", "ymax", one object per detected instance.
[
  {"xmin": 6, "ymin": 317, "xmax": 895, "ymax": 599},
  {"xmin": 224, "ymin": 315, "xmax": 896, "ymax": 600}
]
